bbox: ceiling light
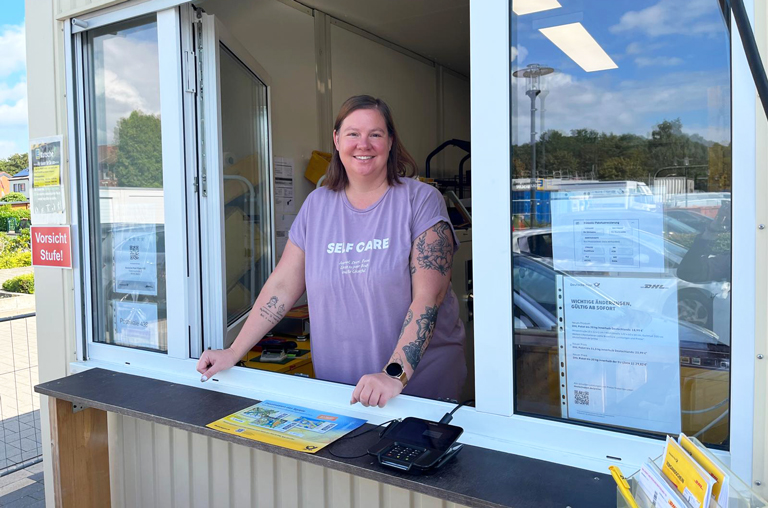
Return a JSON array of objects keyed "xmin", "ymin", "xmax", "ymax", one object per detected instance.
[
  {"xmin": 539, "ymin": 22, "xmax": 618, "ymax": 72},
  {"xmin": 513, "ymin": 0, "xmax": 562, "ymax": 16}
]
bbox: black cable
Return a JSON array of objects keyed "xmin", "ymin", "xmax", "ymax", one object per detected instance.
[
  {"xmin": 731, "ymin": 0, "xmax": 768, "ymax": 120},
  {"xmin": 326, "ymin": 419, "xmax": 399, "ymax": 460},
  {"xmin": 439, "ymin": 399, "xmax": 475, "ymax": 425}
]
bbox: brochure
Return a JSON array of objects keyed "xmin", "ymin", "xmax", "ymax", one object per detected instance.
[
  {"xmin": 206, "ymin": 400, "xmax": 366, "ymax": 453},
  {"xmin": 661, "ymin": 436, "xmax": 715, "ymax": 508},
  {"xmin": 637, "ymin": 459, "xmax": 694, "ymax": 508},
  {"xmin": 678, "ymin": 434, "xmax": 729, "ymax": 508}
]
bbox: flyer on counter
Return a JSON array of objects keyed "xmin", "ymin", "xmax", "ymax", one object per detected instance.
[
  {"xmin": 207, "ymin": 401, "xmax": 366, "ymax": 453},
  {"xmin": 560, "ymin": 275, "xmax": 682, "ymax": 434},
  {"xmin": 550, "ymin": 188, "xmax": 665, "ymax": 273},
  {"xmin": 661, "ymin": 436, "xmax": 714, "ymax": 508}
]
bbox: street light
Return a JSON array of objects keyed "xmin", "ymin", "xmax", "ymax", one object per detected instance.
[{"xmin": 513, "ymin": 63, "xmax": 555, "ymax": 226}]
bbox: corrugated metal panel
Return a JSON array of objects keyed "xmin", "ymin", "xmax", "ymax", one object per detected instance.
[
  {"xmin": 55, "ymin": 0, "xmax": 128, "ymax": 19},
  {"xmin": 108, "ymin": 414, "xmax": 470, "ymax": 508}
]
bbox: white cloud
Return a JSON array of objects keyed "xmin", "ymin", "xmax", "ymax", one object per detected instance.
[
  {"xmin": 610, "ymin": 0, "xmax": 723, "ymax": 38},
  {"xmin": 93, "ymin": 30, "xmax": 161, "ymax": 143},
  {"xmin": 511, "ymin": 45, "xmax": 529, "ymax": 65},
  {"xmin": 0, "ymin": 141, "xmax": 22, "ymax": 160},
  {"xmin": 0, "ymin": 81, "xmax": 26, "ymax": 103},
  {"xmin": 0, "ymin": 24, "xmax": 25, "ymax": 79},
  {"xmin": 0, "ymin": 97, "xmax": 28, "ymax": 127},
  {"xmin": 635, "ymin": 56, "xmax": 684, "ymax": 67},
  {"xmin": 512, "ymin": 69, "xmax": 731, "ymax": 145}
]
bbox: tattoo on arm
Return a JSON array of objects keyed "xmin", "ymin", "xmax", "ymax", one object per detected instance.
[
  {"xmin": 259, "ymin": 296, "xmax": 286, "ymax": 325},
  {"xmin": 415, "ymin": 222, "xmax": 453, "ymax": 275},
  {"xmin": 402, "ymin": 305, "xmax": 439, "ymax": 371},
  {"xmin": 399, "ymin": 310, "xmax": 413, "ymax": 340}
]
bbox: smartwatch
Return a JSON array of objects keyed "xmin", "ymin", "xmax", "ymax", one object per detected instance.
[{"xmin": 383, "ymin": 362, "xmax": 408, "ymax": 387}]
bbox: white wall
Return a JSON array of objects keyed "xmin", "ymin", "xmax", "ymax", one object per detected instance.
[
  {"xmin": 204, "ymin": 0, "xmax": 319, "ymax": 206},
  {"xmin": 331, "ymin": 25, "xmax": 439, "ymax": 177},
  {"xmin": 442, "ymin": 72, "xmax": 471, "ymax": 186}
]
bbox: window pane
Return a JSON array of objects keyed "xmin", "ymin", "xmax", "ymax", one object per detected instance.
[
  {"xmin": 220, "ymin": 45, "xmax": 272, "ymax": 325},
  {"xmin": 511, "ymin": 0, "xmax": 731, "ymax": 448},
  {"xmin": 87, "ymin": 17, "xmax": 167, "ymax": 352}
]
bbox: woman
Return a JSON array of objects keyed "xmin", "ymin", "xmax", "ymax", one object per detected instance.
[{"xmin": 197, "ymin": 95, "xmax": 466, "ymax": 407}]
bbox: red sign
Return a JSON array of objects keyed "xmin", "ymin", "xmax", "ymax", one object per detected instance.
[{"xmin": 31, "ymin": 226, "xmax": 72, "ymax": 268}]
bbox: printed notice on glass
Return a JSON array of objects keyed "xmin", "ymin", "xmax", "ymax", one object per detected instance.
[
  {"xmin": 113, "ymin": 300, "xmax": 159, "ymax": 350},
  {"xmin": 114, "ymin": 224, "xmax": 158, "ymax": 296},
  {"xmin": 561, "ymin": 276, "xmax": 681, "ymax": 434},
  {"xmin": 30, "ymin": 136, "xmax": 66, "ymax": 224},
  {"xmin": 551, "ymin": 188, "xmax": 664, "ymax": 273},
  {"xmin": 274, "ymin": 157, "xmax": 295, "ymax": 213}
]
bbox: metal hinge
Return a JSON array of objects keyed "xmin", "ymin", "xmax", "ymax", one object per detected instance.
[
  {"xmin": 184, "ymin": 51, "xmax": 197, "ymax": 93},
  {"xmin": 193, "ymin": 176, "xmax": 199, "ymax": 193}
]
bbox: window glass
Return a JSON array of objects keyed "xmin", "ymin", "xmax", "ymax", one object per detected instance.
[
  {"xmin": 87, "ymin": 16, "xmax": 167, "ymax": 352},
  {"xmin": 219, "ymin": 45, "xmax": 272, "ymax": 326},
  {"xmin": 511, "ymin": 0, "xmax": 731, "ymax": 448}
]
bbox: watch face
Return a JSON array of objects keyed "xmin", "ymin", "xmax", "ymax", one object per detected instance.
[{"xmin": 385, "ymin": 362, "xmax": 404, "ymax": 377}]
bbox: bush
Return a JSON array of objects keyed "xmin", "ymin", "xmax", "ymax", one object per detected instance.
[
  {"xmin": 0, "ymin": 206, "xmax": 30, "ymax": 232},
  {"xmin": 0, "ymin": 192, "xmax": 27, "ymax": 203},
  {"xmin": 2, "ymin": 273, "xmax": 34, "ymax": 294},
  {"xmin": 0, "ymin": 252, "xmax": 31, "ymax": 269}
]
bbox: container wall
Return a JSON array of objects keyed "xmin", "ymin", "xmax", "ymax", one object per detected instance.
[{"xmin": 107, "ymin": 413, "xmax": 470, "ymax": 508}]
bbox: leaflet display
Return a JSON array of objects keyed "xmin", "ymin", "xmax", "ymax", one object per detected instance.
[
  {"xmin": 560, "ymin": 276, "xmax": 681, "ymax": 434},
  {"xmin": 207, "ymin": 400, "xmax": 366, "ymax": 453},
  {"xmin": 551, "ymin": 189, "xmax": 665, "ymax": 273}
]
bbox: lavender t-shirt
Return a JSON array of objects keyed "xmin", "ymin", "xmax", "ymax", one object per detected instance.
[{"xmin": 289, "ymin": 177, "xmax": 466, "ymax": 400}]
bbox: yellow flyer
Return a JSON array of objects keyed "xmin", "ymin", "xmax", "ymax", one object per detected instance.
[
  {"xmin": 207, "ymin": 400, "xmax": 366, "ymax": 453},
  {"xmin": 679, "ymin": 433, "xmax": 729, "ymax": 507},
  {"xmin": 661, "ymin": 436, "xmax": 714, "ymax": 508}
]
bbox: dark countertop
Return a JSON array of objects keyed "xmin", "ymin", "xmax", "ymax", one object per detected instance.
[{"xmin": 36, "ymin": 368, "xmax": 615, "ymax": 508}]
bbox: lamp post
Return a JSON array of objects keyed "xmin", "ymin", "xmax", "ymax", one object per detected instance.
[{"xmin": 513, "ymin": 63, "xmax": 554, "ymax": 227}]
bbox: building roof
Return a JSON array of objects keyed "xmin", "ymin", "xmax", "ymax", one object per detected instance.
[{"xmin": 11, "ymin": 168, "xmax": 29, "ymax": 179}]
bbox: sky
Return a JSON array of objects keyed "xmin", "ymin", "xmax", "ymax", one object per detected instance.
[
  {"xmin": 0, "ymin": 0, "xmax": 26, "ymax": 159},
  {"xmin": 512, "ymin": 0, "xmax": 731, "ymax": 146}
]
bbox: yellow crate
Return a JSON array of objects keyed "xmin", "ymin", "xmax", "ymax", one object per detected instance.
[{"xmin": 305, "ymin": 150, "xmax": 332, "ymax": 184}]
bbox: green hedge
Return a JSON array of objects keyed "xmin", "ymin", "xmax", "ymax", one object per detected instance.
[
  {"xmin": 0, "ymin": 252, "xmax": 31, "ymax": 269},
  {"xmin": 2, "ymin": 273, "xmax": 34, "ymax": 294},
  {"xmin": 0, "ymin": 206, "xmax": 30, "ymax": 232}
]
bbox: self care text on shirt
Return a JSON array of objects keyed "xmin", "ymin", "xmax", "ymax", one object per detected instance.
[{"xmin": 326, "ymin": 238, "xmax": 390, "ymax": 254}]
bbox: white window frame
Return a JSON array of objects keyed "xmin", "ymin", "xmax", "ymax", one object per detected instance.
[
  {"xmin": 195, "ymin": 12, "xmax": 276, "ymax": 351},
  {"xmin": 71, "ymin": 5, "xmax": 194, "ymax": 364},
  {"xmin": 63, "ymin": 0, "xmax": 756, "ymax": 477}
]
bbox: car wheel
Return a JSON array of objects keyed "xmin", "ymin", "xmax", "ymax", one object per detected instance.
[{"xmin": 678, "ymin": 291, "xmax": 712, "ymax": 329}]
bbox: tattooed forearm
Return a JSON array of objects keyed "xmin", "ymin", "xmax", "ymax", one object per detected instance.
[
  {"xmin": 415, "ymin": 222, "xmax": 453, "ymax": 275},
  {"xmin": 259, "ymin": 296, "xmax": 286, "ymax": 325},
  {"xmin": 402, "ymin": 305, "xmax": 439, "ymax": 371}
]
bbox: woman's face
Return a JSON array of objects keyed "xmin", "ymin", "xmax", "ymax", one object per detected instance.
[{"xmin": 333, "ymin": 108, "xmax": 392, "ymax": 182}]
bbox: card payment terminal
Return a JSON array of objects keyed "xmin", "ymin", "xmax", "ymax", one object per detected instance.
[{"xmin": 368, "ymin": 417, "xmax": 464, "ymax": 473}]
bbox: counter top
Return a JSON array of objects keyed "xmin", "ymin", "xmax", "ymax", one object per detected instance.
[{"xmin": 36, "ymin": 368, "xmax": 615, "ymax": 508}]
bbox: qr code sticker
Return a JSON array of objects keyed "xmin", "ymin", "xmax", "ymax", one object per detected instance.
[
  {"xmin": 130, "ymin": 245, "xmax": 139, "ymax": 261},
  {"xmin": 574, "ymin": 390, "xmax": 590, "ymax": 405}
]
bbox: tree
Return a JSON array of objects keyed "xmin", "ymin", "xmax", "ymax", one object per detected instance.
[
  {"xmin": 0, "ymin": 193, "xmax": 27, "ymax": 203},
  {"xmin": 0, "ymin": 153, "xmax": 28, "ymax": 176},
  {"xmin": 112, "ymin": 110, "xmax": 163, "ymax": 188}
]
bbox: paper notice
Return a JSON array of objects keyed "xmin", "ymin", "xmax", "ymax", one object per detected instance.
[
  {"xmin": 113, "ymin": 300, "xmax": 160, "ymax": 350},
  {"xmin": 561, "ymin": 275, "xmax": 681, "ymax": 434},
  {"xmin": 274, "ymin": 157, "xmax": 295, "ymax": 213}
]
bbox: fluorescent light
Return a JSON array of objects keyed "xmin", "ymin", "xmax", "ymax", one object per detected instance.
[
  {"xmin": 539, "ymin": 22, "xmax": 618, "ymax": 72},
  {"xmin": 513, "ymin": 0, "xmax": 562, "ymax": 16}
]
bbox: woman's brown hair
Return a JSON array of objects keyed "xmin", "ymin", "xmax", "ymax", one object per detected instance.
[{"xmin": 324, "ymin": 95, "xmax": 418, "ymax": 191}]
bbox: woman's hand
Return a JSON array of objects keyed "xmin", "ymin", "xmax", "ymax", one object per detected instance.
[
  {"xmin": 351, "ymin": 372, "xmax": 403, "ymax": 407},
  {"xmin": 196, "ymin": 348, "xmax": 241, "ymax": 382}
]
